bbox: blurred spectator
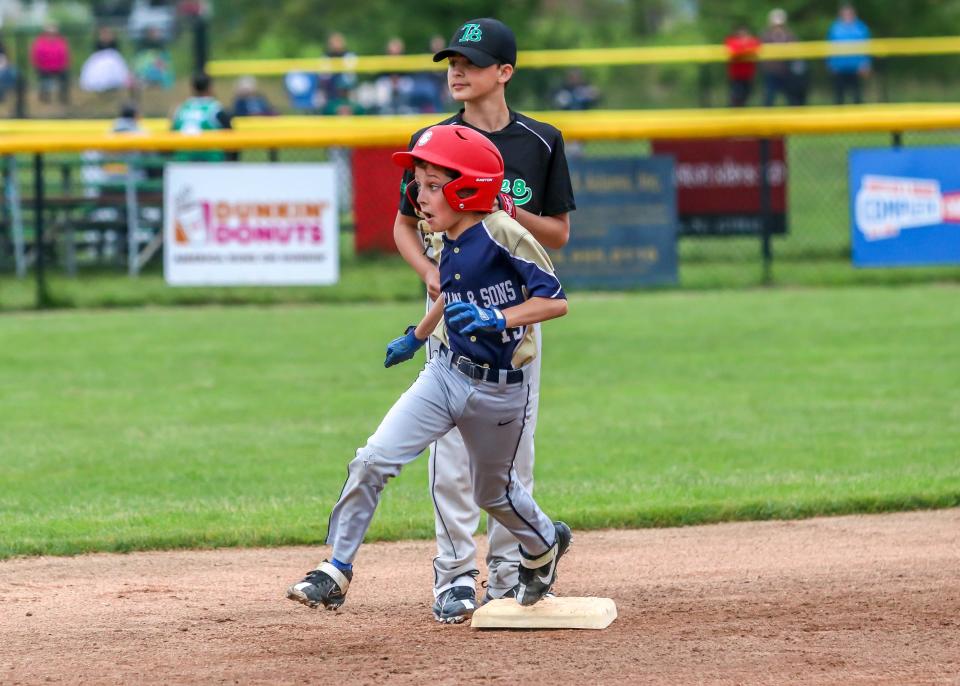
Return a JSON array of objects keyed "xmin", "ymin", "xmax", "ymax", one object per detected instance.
[
  {"xmin": 552, "ymin": 68, "xmax": 601, "ymax": 110},
  {"xmin": 827, "ymin": 3, "xmax": 871, "ymax": 105},
  {"xmin": 413, "ymin": 34, "xmax": 450, "ymax": 112},
  {"xmin": 319, "ymin": 35, "xmax": 359, "ymax": 214},
  {"xmin": 284, "ymin": 71, "xmax": 321, "ymax": 112},
  {"xmin": 81, "ymin": 102, "xmax": 145, "ymax": 208},
  {"xmin": 79, "ymin": 27, "xmax": 131, "ymax": 93},
  {"xmin": 128, "ymin": 0, "xmax": 177, "ymax": 44},
  {"xmin": 30, "ymin": 23, "xmax": 71, "ymax": 104},
  {"xmin": 107, "ymin": 102, "xmax": 146, "ymax": 184},
  {"xmin": 322, "ymin": 84, "xmax": 365, "ymax": 116},
  {"xmin": 232, "ymin": 76, "xmax": 277, "ymax": 116},
  {"xmin": 321, "ymin": 32, "xmax": 357, "ymax": 104},
  {"xmin": 113, "ymin": 101, "xmax": 143, "ymax": 133},
  {"xmin": 171, "ymin": 72, "xmax": 232, "ymax": 161},
  {"xmin": 372, "ymin": 37, "xmax": 416, "ymax": 114},
  {"xmin": 760, "ymin": 9, "xmax": 806, "ymax": 106},
  {"xmin": 0, "ymin": 39, "xmax": 17, "ymax": 103},
  {"xmin": 94, "ymin": 26, "xmax": 119, "ymax": 52},
  {"xmin": 365, "ymin": 35, "xmax": 447, "ymax": 113},
  {"xmin": 133, "ymin": 26, "xmax": 174, "ymax": 90},
  {"xmin": 172, "ymin": 72, "xmax": 232, "ymax": 132},
  {"xmin": 724, "ymin": 24, "xmax": 761, "ymax": 107}
]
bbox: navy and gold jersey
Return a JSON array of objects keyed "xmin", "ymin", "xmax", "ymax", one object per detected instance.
[
  {"xmin": 438, "ymin": 212, "xmax": 565, "ymax": 370},
  {"xmin": 400, "ymin": 109, "xmax": 576, "ymax": 221}
]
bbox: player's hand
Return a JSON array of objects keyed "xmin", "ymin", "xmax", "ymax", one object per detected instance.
[
  {"xmin": 494, "ymin": 192, "xmax": 517, "ymax": 219},
  {"xmin": 424, "ymin": 266, "xmax": 441, "ymax": 301},
  {"xmin": 444, "ymin": 302, "xmax": 507, "ymax": 335},
  {"xmin": 384, "ymin": 326, "xmax": 426, "ymax": 367}
]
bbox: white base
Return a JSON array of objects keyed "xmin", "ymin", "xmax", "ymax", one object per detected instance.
[{"xmin": 470, "ymin": 596, "xmax": 617, "ymax": 630}]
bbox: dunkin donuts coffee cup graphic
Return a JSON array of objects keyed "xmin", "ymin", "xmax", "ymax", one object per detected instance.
[{"xmin": 173, "ymin": 188, "xmax": 208, "ymax": 245}]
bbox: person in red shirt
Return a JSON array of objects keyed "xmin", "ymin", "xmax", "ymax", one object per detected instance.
[
  {"xmin": 724, "ymin": 24, "xmax": 761, "ymax": 107},
  {"xmin": 30, "ymin": 23, "xmax": 71, "ymax": 104}
]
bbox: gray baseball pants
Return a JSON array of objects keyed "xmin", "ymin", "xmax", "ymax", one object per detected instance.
[
  {"xmin": 427, "ymin": 331, "xmax": 541, "ymax": 598},
  {"xmin": 325, "ymin": 353, "xmax": 555, "ymax": 566}
]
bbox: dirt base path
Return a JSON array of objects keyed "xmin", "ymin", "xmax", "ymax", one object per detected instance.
[{"xmin": 2, "ymin": 509, "xmax": 959, "ymax": 685}]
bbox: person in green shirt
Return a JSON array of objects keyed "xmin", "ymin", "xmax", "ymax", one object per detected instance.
[{"xmin": 170, "ymin": 72, "xmax": 233, "ymax": 161}]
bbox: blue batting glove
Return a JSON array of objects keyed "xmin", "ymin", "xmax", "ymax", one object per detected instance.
[
  {"xmin": 444, "ymin": 301, "xmax": 507, "ymax": 335},
  {"xmin": 384, "ymin": 326, "xmax": 426, "ymax": 367}
]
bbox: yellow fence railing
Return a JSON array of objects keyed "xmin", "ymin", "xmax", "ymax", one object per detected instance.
[
  {"xmin": 1, "ymin": 104, "xmax": 959, "ymax": 154},
  {"xmin": 205, "ymin": 36, "xmax": 960, "ymax": 77}
]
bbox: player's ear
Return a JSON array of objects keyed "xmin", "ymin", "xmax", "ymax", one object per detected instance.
[{"xmin": 497, "ymin": 63, "xmax": 514, "ymax": 85}]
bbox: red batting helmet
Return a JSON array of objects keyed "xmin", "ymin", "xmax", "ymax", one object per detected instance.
[{"xmin": 393, "ymin": 125, "xmax": 504, "ymax": 213}]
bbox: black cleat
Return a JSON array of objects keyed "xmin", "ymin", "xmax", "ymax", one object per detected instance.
[
  {"xmin": 286, "ymin": 560, "xmax": 352, "ymax": 610},
  {"xmin": 516, "ymin": 522, "xmax": 572, "ymax": 607},
  {"xmin": 482, "ymin": 583, "xmax": 556, "ymax": 605},
  {"xmin": 432, "ymin": 586, "xmax": 477, "ymax": 624},
  {"xmin": 481, "ymin": 584, "xmax": 517, "ymax": 605}
]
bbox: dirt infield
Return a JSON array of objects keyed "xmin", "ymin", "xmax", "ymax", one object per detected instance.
[{"xmin": 1, "ymin": 509, "xmax": 958, "ymax": 685}]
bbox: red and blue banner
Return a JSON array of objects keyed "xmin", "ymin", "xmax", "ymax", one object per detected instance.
[{"xmin": 850, "ymin": 147, "xmax": 960, "ymax": 267}]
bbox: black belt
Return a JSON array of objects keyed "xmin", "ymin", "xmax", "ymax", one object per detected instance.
[{"xmin": 438, "ymin": 343, "xmax": 524, "ymax": 385}]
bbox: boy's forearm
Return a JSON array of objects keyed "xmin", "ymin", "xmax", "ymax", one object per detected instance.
[
  {"xmin": 502, "ymin": 296, "xmax": 568, "ymax": 328},
  {"xmin": 515, "ymin": 209, "xmax": 570, "ymax": 249},
  {"xmin": 415, "ymin": 298, "xmax": 445, "ymax": 340}
]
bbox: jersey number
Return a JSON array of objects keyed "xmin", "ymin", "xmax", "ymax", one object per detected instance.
[{"xmin": 500, "ymin": 327, "xmax": 523, "ymax": 343}]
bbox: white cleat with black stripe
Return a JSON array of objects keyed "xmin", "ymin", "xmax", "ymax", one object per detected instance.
[
  {"xmin": 286, "ymin": 560, "xmax": 352, "ymax": 610},
  {"xmin": 516, "ymin": 522, "xmax": 572, "ymax": 607}
]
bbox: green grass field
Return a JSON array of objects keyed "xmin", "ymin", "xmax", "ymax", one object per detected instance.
[
  {"xmin": 3, "ymin": 239, "xmax": 959, "ymax": 311},
  {"xmin": 1, "ymin": 285, "xmax": 958, "ymax": 559}
]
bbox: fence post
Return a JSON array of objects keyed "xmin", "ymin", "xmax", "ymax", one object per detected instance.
[
  {"xmin": 891, "ymin": 131, "xmax": 903, "ymax": 148},
  {"xmin": 5, "ymin": 156, "xmax": 26, "ymax": 277},
  {"xmin": 193, "ymin": 15, "xmax": 210, "ymax": 74},
  {"xmin": 126, "ymin": 155, "xmax": 141, "ymax": 277},
  {"xmin": 14, "ymin": 30, "xmax": 27, "ymax": 118},
  {"xmin": 877, "ymin": 57, "xmax": 889, "ymax": 103},
  {"xmin": 759, "ymin": 138, "xmax": 773, "ymax": 285},
  {"xmin": 33, "ymin": 153, "xmax": 51, "ymax": 307},
  {"xmin": 697, "ymin": 64, "xmax": 711, "ymax": 108}
]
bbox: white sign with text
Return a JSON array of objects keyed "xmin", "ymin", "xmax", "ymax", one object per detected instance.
[{"xmin": 164, "ymin": 163, "xmax": 339, "ymax": 286}]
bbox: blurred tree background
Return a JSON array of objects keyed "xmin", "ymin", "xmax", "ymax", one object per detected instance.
[
  {"xmin": 207, "ymin": 0, "xmax": 960, "ymax": 109},
  {"xmin": 5, "ymin": 0, "xmax": 954, "ymax": 117},
  {"xmin": 211, "ymin": 0, "xmax": 960, "ymax": 56}
]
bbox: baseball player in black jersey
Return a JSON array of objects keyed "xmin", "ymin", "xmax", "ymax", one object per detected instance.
[
  {"xmin": 393, "ymin": 18, "xmax": 576, "ymax": 623},
  {"xmin": 286, "ymin": 124, "xmax": 572, "ymax": 615}
]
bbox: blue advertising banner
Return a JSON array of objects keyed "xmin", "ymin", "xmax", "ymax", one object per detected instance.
[
  {"xmin": 849, "ymin": 147, "xmax": 960, "ymax": 267},
  {"xmin": 554, "ymin": 157, "xmax": 677, "ymax": 288}
]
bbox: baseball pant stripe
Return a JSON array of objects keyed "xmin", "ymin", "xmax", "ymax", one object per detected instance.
[
  {"xmin": 430, "ymin": 438, "xmax": 459, "ymax": 559},
  {"xmin": 502, "ymin": 383, "xmax": 552, "ymax": 553}
]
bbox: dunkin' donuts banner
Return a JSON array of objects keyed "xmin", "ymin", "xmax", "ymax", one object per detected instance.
[{"xmin": 164, "ymin": 163, "xmax": 339, "ymax": 285}]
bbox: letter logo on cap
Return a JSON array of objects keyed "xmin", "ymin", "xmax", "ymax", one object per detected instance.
[{"xmin": 459, "ymin": 23, "xmax": 483, "ymax": 43}]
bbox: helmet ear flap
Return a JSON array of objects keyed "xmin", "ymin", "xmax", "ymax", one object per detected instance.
[{"xmin": 404, "ymin": 180, "xmax": 422, "ymax": 216}]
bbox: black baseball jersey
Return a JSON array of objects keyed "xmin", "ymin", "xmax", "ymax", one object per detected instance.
[{"xmin": 399, "ymin": 109, "xmax": 576, "ymax": 219}]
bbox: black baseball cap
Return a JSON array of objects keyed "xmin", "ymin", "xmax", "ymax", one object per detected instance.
[{"xmin": 433, "ymin": 18, "xmax": 517, "ymax": 68}]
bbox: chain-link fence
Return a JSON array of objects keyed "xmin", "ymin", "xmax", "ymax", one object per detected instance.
[{"xmin": 2, "ymin": 126, "xmax": 960, "ymax": 309}]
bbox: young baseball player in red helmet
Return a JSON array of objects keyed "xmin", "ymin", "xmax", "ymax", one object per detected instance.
[
  {"xmin": 395, "ymin": 17, "xmax": 577, "ymax": 624},
  {"xmin": 286, "ymin": 124, "xmax": 571, "ymax": 614}
]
